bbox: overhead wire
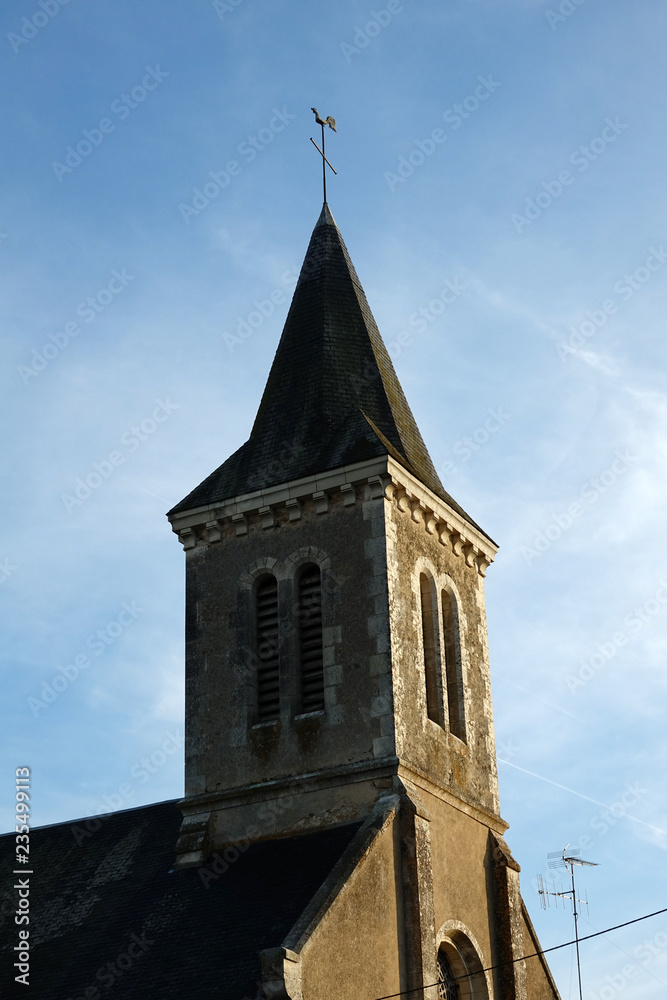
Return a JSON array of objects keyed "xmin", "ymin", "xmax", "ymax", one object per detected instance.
[
  {"xmin": 580, "ymin": 914, "xmax": 667, "ymax": 989},
  {"xmin": 364, "ymin": 905, "xmax": 667, "ymax": 1000}
]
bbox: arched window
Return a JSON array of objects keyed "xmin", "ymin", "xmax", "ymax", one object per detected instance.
[
  {"xmin": 255, "ymin": 574, "xmax": 280, "ymax": 721},
  {"xmin": 437, "ymin": 935, "xmax": 488, "ymax": 1000},
  {"xmin": 420, "ymin": 573, "xmax": 443, "ymax": 727},
  {"xmin": 298, "ymin": 564, "xmax": 324, "ymax": 713},
  {"xmin": 441, "ymin": 591, "xmax": 465, "ymax": 741},
  {"xmin": 437, "ymin": 949, "xmax": 460, "ymax": 999}
]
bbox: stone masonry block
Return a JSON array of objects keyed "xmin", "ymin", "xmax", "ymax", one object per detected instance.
[
  {"xmin": 366, "ymin": 575, "xmax": 387, "ymax": 597},
  {"xmin": 373, "ymin": 735, "xmax": 394, "ymax": 758},
  {"xmin": 324, "ymin": 664, "xmax": 343, "ymax": 686},
  {"xmin": 325, "ymin": 704, "xmax": 345, "ymax": 726},
  {"xmin": 380, "ymin": 714, "xmax": 395, "ymax": 737},
  {"xmin": 322, "ymin": 625, "xmax": 342, "ymax": 646},
  {"xmin": 322, "ymin": 645, "xmax": 337, "ymax": 667},
  {"xmin": 364, "ymin": 536, "xmax": 386, "ymax": 558},
  {"xmin": 378, "ymin": 672, "xmax": 393, "ymax": 697},
  {"xmin": 370, "ymin": 695, "xmax": 390, "ymax": 717},
  {"xmin": 369, "ymin": 653, "xmax": 390, "ymax": 676},
  {"xmin": 367, "ymin": 613, "xmax": 389, "ymax": 638},
  {"xmin": 375, "ymin": 631, "xmax": 391, "ymax": 654}
]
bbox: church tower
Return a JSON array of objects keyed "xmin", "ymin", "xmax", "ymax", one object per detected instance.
[{"xmin": 168, "ymin": 204, "xmax": 560, "ymax": 1000}]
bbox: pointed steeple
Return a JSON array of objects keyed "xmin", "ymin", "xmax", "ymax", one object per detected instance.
[{"xmin": 171, "ymin": 206, "xmax": 478, "ymax": 528}]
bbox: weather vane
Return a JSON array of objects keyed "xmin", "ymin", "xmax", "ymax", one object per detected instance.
[{"xmin": 310, "ymin": 107, "xmax": 337, "ymax": 204}]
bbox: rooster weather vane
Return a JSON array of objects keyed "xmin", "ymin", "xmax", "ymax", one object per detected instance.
[{"xmin": 310, "ymin": 107, "xmax": 337, "ymax": 204}]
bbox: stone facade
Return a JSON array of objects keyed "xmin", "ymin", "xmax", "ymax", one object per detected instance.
[
  {"xmin": 166, "ymin": 204, "xmax": 561, "ymax": 998},
  {"xmin": 168, "ymin": 453, "xmax": 560, "ymax": 999}
]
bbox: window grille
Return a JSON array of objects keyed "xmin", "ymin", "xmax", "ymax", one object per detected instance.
[
  {"xmin": 298, "ymin": 565, "xmax": 324, "ymax": 713},
  {"xmin": 438, "ymin": 950, "xmax": 460, "ymax": 999},
  {"xmin": 255, "ymin": 575, "xmax": 280, "ymax": 721}
]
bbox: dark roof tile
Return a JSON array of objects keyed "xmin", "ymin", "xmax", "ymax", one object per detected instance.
[
  {"xmin": 0, "ymin": 800, "xmax": 361, "ymax": 1000},
  {"xmin": 170, "ymin": 205, "xmax": 480, "ymax": 531}
]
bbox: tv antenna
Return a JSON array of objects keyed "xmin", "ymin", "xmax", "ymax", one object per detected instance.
[
  {"xmin": 310, "ymin": 107, "xmax": 337, "ymax": 204},
  {"xmin": 538, "ymin": 845, "xmax": 598, "ymax": 1000}
]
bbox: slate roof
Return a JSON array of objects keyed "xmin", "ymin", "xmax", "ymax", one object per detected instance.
[
  {"xmin": 0, "ymin": 799, "xmax": 361, "ymax": 1000},
  {"xmin": 170, "ymin": 204, "xmax": 481, "ymax": 531}
]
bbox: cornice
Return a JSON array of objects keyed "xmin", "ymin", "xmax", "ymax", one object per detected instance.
[
  {"xmin": 177, "ymin": 756, "xmax": 399, "ymax": 816},
  {"xmin": 167, "ymin": 456, "xmax": 388, "ymax": 546},
  {"xmin": 168, "ymin": 456, "xmax": 497, "ymax": 576},
  {"xmin": 384, "ymin": 457, "xmax": 497, "ymax": 575},
  {"xmin": 176, "ymin": 755, "xmax": 508, "ymax": 837},
  {"xmin": 397, "ymin": 762, "xmax": 509, "ymax": 835}
]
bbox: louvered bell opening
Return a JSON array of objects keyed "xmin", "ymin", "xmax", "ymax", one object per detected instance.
[
  {"xmin": 256, "ymin": 576, "xmax": 280, "ymax": 721},
  {"xmin": 298, "ymin": 566, "xmax": 324, "ymax": 713}
]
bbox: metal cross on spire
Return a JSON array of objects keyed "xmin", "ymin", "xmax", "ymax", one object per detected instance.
[{"xmin": 310, "ymin": 107, "xmax": 337, "ymax": 204}]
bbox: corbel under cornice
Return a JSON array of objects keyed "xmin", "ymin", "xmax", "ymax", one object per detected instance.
[{"xmin": 167, "ymin": 456, "xmax": 498, "ymax": 577}]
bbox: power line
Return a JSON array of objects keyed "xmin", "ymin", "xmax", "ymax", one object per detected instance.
[
  {"xmin": 365, "ymin": 905, "xmax": 667, "ymax": 1000},
  {"xmin": 581, "ymin": 913, "xmax": 667, "ymax": 989}
]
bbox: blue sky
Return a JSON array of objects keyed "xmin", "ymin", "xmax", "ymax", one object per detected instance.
[{"xmin": 2, "ymin": 0, "xmax": 667, "ymax": 995}]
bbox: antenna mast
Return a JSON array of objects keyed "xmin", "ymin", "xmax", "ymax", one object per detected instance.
[{"xmin": 538, "ymin": 845, "xmax": 598, "ymax": 1000}]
